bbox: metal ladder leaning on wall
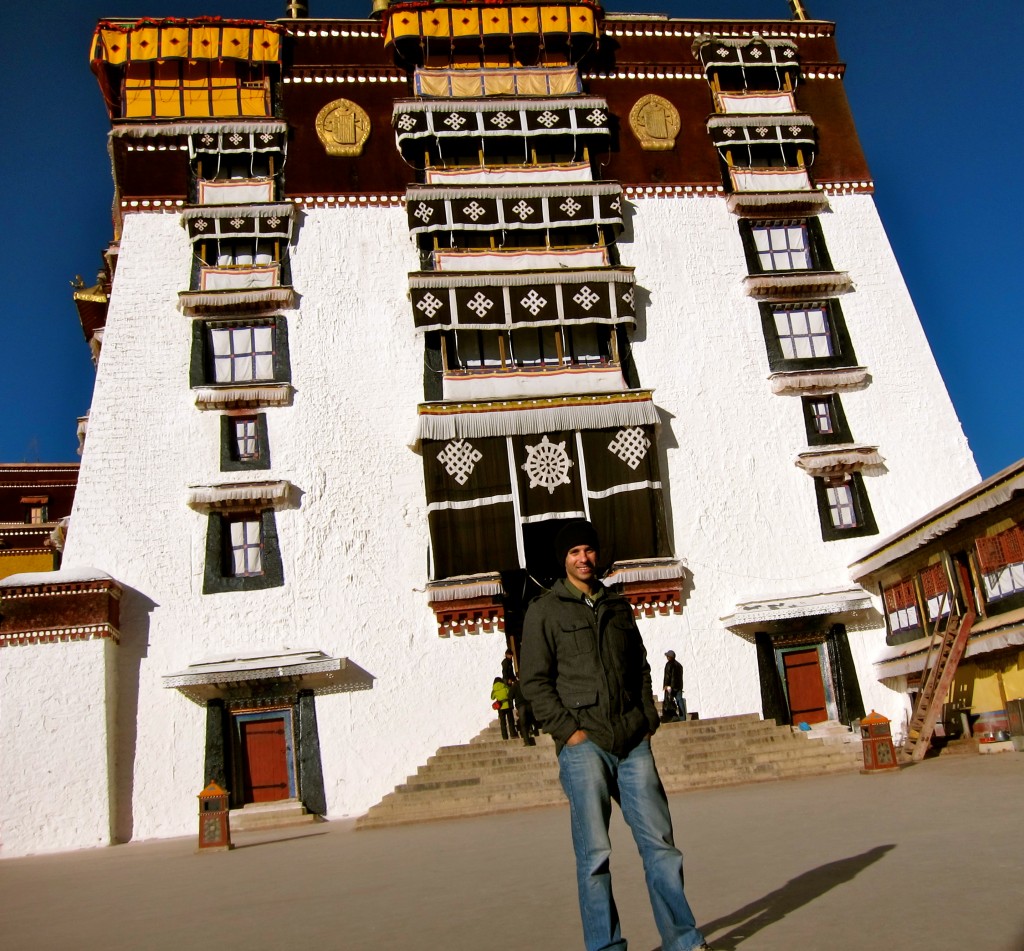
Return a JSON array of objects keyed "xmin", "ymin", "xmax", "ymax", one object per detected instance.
[{"xmin": 901, "ymin": 604, "xmax": 977, "ymax": 763}]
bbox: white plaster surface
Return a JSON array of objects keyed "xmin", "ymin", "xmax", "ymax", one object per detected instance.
[
  {"xmin": 0, "ymin": 638, "xmax": 116, "ymax": 857},
  {"xmin": 31, "ymin": 191, "xmax": 979, "ymax": 853}
]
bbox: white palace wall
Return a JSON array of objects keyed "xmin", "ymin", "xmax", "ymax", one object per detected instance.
[{"xmin": 57, "ymin": 192, "xmax": 979, "ymax": 846}]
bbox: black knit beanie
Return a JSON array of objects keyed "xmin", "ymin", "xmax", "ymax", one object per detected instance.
[{"xmin": 553, "ymin": 519, "xmax": 600, "ymax": 570}]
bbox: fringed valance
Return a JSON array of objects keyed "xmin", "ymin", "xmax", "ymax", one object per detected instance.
[
  {"xmin": 414, "ymin": 392, "xmax": 658, "ymax": 443},
  {"xmin": 178, "ymin": 286, "xmax": 296, "ymax": 315},
  {"xmin": 413, "ymin": 65, "xmax": 581, "ymax": 99},
  {"xmin": 603, "ymin": 558, "xmax": 683, "ymax": 585},
  {"xmin": 424, "ymin": 163, "xmax": 594, "ymax": 186},
  {"xmin": 193, "ymin": 383, "xmax": 293, "ymax": 409},
  {"xmin": 410, "ymin": 268, "xmax": 634, "ymax": 331},
  {"xmin": 186, "ymin": 479, "xmax": 292, "ymax": 511},
  {"xmin": 721, "ymin": 588, "xmax": 877, "ymax": 641},
  {"xmin": 693, "ymin": 36, "xmax": 799, "ymax": 69},
  {"xmin": 708, "ymin": 114, "xmax": 815, "ymax": 149},
  {"xmin": 727, "ymin": 190, "xmax": 829, "ymax": 216},
  {"xmin": 795, "ymin": 446, "xmax": 884, "ymax": 476},
  {"xmin": 189, "ymin": 129, "xmax": 286, "ymax": 158},
  {"xmin": 426, "ymin": 572, "xmax": 505, "ymax": 604},
  {"xmin": 769, "ymin": 366, "xmax": 869, "ymax": 395},
  {"xmin": 434, "ymin": 246, "xmax": 608, "ymax": 272},
  {"xmin": 744, "ymin": 271, "xmax": 853, "ymax": 300},
  {"xmin": 112, "ymin": 120, "xmax": 286, "ymax": 140},
  {"xmin": 92, "ymin": 20, "xmax": 282, "ymax": 66},
  {"xmin": 181, "ymin": 203, "xmax": 295, "ymax": 242},
  {"xmin": 406, "ymin": 183, "xmax": 623, "ymax": 236}
]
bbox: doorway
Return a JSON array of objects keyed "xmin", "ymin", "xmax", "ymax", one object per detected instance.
[
  {"xmin": 233, "ymin": 709, "xmax": 297, "ymax": 804},
  {"xmin": 782, "ymin": 647, "xmax": 829, "ymax": 725}
]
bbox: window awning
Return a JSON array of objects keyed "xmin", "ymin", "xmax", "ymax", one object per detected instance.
[
  {"xmin": 413, "ymin": 65, "xmax": 581, "ymax": 98},
  {"xmin": 721, "ymin": 588, "xmax": 880, "ymax": 642},
  {"xmin": 795, "ymin": 446, "xmax": 884, "ymax": 477},
  {"xmin": 414, "ymin": 390, "xmax": 658, "ymax": 443},
  {"xmin": 744, "ymin": 270, "xmax": 853, "ymax": 300},
  {"xmin": 393, "ymin": 97, "xmax": 610, "ymax": 147},
  {"xmin": 406, "ymin": 182, "xmax": 623, "ymax": 236},
  {"xmin": 162, "ymin": 649, "xmax": 374, "ymax": 704},
  {"xmin": 186, "ymin": 479, "xmax": 293, "ymax": 511},
  {"xmin": 708, "ymin": 114, "xmax": 815, "ymax": 148},
  {"xmin": 769, "ymin": 366, "xmax": 869, "ymax": 396},
  {"xmin": 181, "ymin": 203, "xmax": 294, "ymax": 242},
  {"xmin": 188, "ymin": 127, "xmax": 287, "ymax": 157},
  {"xmin": 409, "ymin": 267, "xmax": 635, "ymax": 331},
  {"xmin": 694, "ymin": 36, "xmax": 800, "ymax": 70},
  {"xmin": 424, "ymin": 162, "xmax": 593, "ymax": 186}
]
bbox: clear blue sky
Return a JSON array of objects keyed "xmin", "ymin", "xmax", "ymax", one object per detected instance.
[{"xmin": 3, "ymin": 1, "xmax": 1021, "ymax": 478}]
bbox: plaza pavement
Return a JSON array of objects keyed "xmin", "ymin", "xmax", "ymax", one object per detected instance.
[{"xmin": 3, "ymin": 752, "xmax": 1023, "ymax": 951}]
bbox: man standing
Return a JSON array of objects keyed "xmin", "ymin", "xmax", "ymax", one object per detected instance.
[
  {"xmin": 663, "ymin": 650, "xmax": 685, "ymax": 722},
  {"xmin": 520, "ymin": 520, "xmax": 710, "ymax": 951}
]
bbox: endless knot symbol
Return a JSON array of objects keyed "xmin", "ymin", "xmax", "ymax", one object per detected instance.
[
  {"xmin": 490, "ymin": 112, "xmax": 515, "ymax": 129},
  {"xmin": 573, "ymin": 286, "xmax": 600, "ymax": 311},
  {"xmin": 397, "ymin": 114, "xmax": 416, "ymax": 131},
  {"xmin": 783, "ymin": 48, "xmax": 795, "ymax": 58},
  {"xmin": 259, "ymin": 132, "xmax": 273, "ymax": 143},
  {"xmin": 228, "ymin": 133, "xmax": 244, "ymax": 146},
  {"xmin": 749, "ymin": 46, "xmax": 763, "ymax": 58},
  {"xmin": 537, "ymin": 111, "xmax": 560, "ymax": 128},
  {"xmin": 193, "ymin": 219, "xmax": 208, "ymax": 232},
  {"xmin": 230, "ymin": 217, "xmax": 246, "ymax": 229},
  {"xmin": 520, "ymin": 289, "xmax": 548, "ymax": 316},
  {"xmin": 266, "ymin": 217, "xmax": 281, "ymax": 228},
  {"xmin": 560, "ymin": 198, "xmax": 582, "ymax": 217},
  {"xmin": 444, "ymin": 113, "xmax": 467, "ymax": 130},
  {"xmin": 414, "ymin": 203, "xmax": 434, "ymax": 223},
  {"xmin": 200, "ymin": 134, "xmax": 215, "ymax": 146},
  {"xmin": 716, "ymin": 46, "xmax": 730, "ymax": 57},
  {"xmin": 607, "ymin": 427, "xmax": 651, "ymax": 470},
  {"xmin": 466, "ymin": 292, "xmax": 494, "ymax": 318},
  {"xmin": 521, "ymin": 435, "xmax": 574, "ymax": 494},
  {"xmin": 621, "ymin": 288, "xmax": 635, "ymax": 308},
  {"xmin": 722, "ymin": 127, "xmax": 737, "ymax": 138},
  {"xmin": 755, "ymin": 127, "xmax": 769, "ymax": 137},
  {"xmin": 438, "ymin": 439, "xmax": 483, "ymax": 486},
  {"xmin": 416, "ymin": 293, "xmax": 444, "ymax": 319},
  {"xmin": 511, "ymin": 200, "xmax": 534, "ymax": 221},
  {"xmin": 586, "ymin": 109, "xmax": 607, "ymax": 126},
  {"xmin": 788, "ymin": 125, "xmax": 803, "ymax": 136},
  {"xmin": 610, "ymin": 198, "xmax": 621, "ymax": 212},
  {"xmin": 462, "ymin": 201, "xmax": 487, "ymax": 221}
]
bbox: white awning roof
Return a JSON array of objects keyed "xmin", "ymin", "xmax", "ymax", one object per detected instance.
[{"xmin": 721, "ymin": 588, "xmax": 880, "ymax": 641}]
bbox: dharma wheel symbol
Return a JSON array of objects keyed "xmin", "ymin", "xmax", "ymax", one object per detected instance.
[{"xmin": 522, "ymin": 435, "xmax": 573, "ymax": 494}]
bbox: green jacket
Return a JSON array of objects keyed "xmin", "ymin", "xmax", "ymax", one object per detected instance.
[
  {"xmin": 491, "ymin": 680, "xmax": 510, "ymax": 710},
  {"xmin": 520, "ymin": 578, "xmax": 660, "ymax": 756}
]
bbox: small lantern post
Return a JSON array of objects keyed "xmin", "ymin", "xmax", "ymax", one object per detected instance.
[
  {"xmin": 197, "ymin": 781, "xmax": 233, "ymax": 851},
  {"xmin": 860, "ymin": 710, "xmax": 899, "ymax": 773}
]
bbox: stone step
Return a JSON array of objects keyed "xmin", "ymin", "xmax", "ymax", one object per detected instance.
[
  {"xmin": 357, "ymin": 713, "xmax": 862, "ymax": 830},
  {"xmin": 229, "ymin": 798, "xmax": 319, "ymax": 832}
]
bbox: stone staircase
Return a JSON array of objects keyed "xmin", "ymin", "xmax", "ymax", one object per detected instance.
[
  {"xmin": 229, "ymin": 798, "xmax": 320, "ymax": 832},
  {"xmin": 357, "ymin": 713, "xmax": 863, "ymax": 829}
]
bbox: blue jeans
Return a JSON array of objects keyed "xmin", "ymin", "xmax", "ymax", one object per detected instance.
[{"xmin": 558, "ymin": 738, "xmax": 705, "ymax": 951}]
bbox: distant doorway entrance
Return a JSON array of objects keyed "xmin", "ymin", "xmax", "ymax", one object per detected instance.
[
  {"xmin": 233, "ymin": 709, "xmax": 297, "ymax": 804},
  {"xmin": 782, "ymin": 647, "xmax": 829, "ymax": 725}
]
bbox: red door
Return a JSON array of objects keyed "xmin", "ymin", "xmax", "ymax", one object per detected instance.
[
  {"xmin": 784, "ymin": 648, "xmax": 828, "ymax": 725},
  {"xmin": 241, "ymin": 718, "xmax": 290, "ymax": 803}
]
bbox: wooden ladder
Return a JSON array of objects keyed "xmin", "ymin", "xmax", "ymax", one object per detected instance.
[{"xmin": 901, "ymin": 606, "xmax": 976, "ymax": 762}]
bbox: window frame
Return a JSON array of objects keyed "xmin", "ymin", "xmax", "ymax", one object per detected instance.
[
  {"xmin": 801, "ymin": 393, "xmax": 853, "ymax": 445},
  {"xmin": 813, "ymin": 472, "xmax": 878, "ymax": 542},
  {"xmin": 760, "ymin": 300, "xmax": 856, "ymax": 373},
  {"xmin": 203, "ymin": 508, "xmax": 284, "ymax": 594},
  {"xmin": 220, "ymin": 413, "xmax": 271, "ymax": 471},
  {"xmin": 739, "ymin": 217, "xmax": 833, "ymax": 275},
  {"xmin": 190, "ymin": 315, "xmax": 290, "ymax": 389}
]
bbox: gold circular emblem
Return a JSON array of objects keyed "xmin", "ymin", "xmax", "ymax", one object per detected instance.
[
  {"xmin": 315, "ymin": 99, "xmax": 371, "ymax": 157},
  {"xmin": 628, "ymin": 95, "xmax": 681, "ymax": 151}
]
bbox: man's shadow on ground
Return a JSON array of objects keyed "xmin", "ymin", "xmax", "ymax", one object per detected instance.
[{"xmin": 655, "ymin": 844, "xmax": 895, "ymax": 950}]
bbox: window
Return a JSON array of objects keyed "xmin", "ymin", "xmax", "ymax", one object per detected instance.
[
  {"xmin": 919, "ymin": 562, "xmax": 952, "ymax": 622},
  {"xmin": 813, "ymin": 473, "xmax": 878, "ymax": 541},
  {"xmin": 801, "ymin": 395, "xmax": 852, "ymax": 445},
  {"xmin": 213, "ymin": 240, "xmax": 274, "ymax": 269},
  {"xmin": 883, "ymin": 579, "xmax": 919, "ymax": 634},
  {"xmin": 26, "ymin": 504, "xmax": 48, "ymax": 524},
  {"xmin": 760, "ymin": 301, "xmax": 856, "ymax": 372},
  {"xmin": 190, "ymin": 316, "xmax": 290, "ymax": 389},
  {"xmin": 976, "ymin": 524, "xmax": 1024, "ymax": 604},
  {"xmin": 203, "ymin": 509, "xmax": 283, "ymax": 593},
  {"xmin": 220, "ymin": 414, "xmax": 270, "ymax": 471},
  {"xmin": 741, "ymin": 218, "xmax": 833, "ymax": 275}
]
